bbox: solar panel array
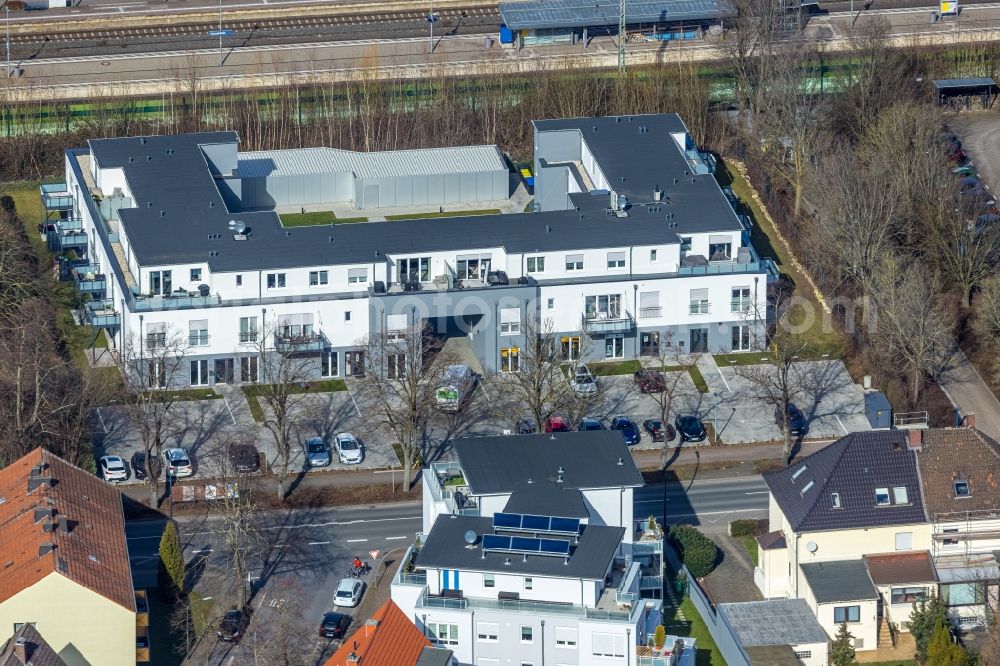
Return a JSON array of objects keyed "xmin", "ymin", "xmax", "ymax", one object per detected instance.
[
  {"xmin": 493, "ymin": 512, "xmax": 581, "ymax": 535},
  {"xmin": 482, "ymin": 533, "xmax": 572, "ymax": 557}
]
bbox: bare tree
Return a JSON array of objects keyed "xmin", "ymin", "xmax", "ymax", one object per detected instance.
[
  {"xmin": 721, "ymin": 0, "xmax": 784, "ymax": 128},
  {"xmin": 355, "ymin": 322, "xmax": 455, "ymax": 489},
  {"xmin": 246, "ymin": 322, "xmax": 315, "ymax": 502},
  {"xmin": 118, "ymin": 325, "xmax": 190, "ymax": 508},
  {"xmin": 973, "ymin": 274, "xmax": 1000, "ymax": 350},
  {"xmin": 926, "ymin": 196, "xmax": 1000, "ymax": 309},
  {"xmin": 636, "ymin": 333, "xmax": 699, "ymax": 455}
]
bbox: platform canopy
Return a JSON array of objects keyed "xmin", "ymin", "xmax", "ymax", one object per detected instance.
[
  {"xmin": 932, "ymin": 77, "xmax": 997, "ymax": 91},
  {"xmin": 499, "ymin": 0, "xmax": 736, "ymax": 31}
]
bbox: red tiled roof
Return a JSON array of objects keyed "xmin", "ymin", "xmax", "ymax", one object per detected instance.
[
  {"xmin": 916, "ymin": 428, "xmax": 1000, "ymax": 517},
  {"xmin": 864, "ymin": 551, "xmax": 937, "ymax": 585},
  {"xmin": 0, "ymin": 448, "xmax": 135, "ymax": 612},
  {"xmin": 756, "ymin": 530, "xmax": 786, "ymax": 550},
  {"xmin": 324, "ymin": 600, "xmax": 431, "ymax": 666}
]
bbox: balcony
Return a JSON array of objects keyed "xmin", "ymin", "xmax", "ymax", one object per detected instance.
[
  {"xmin": 85, "ymin": 300, "xmax": 121, "ymax": 328},
  {"xmin": 58, "ymin": 231, "xmax": 88, "ymax": 248},
  {"xmin": 582, "ymin": 311, "xmax": 635, "ymax": 335},
  {"xmin": 638, "ymin": 306, "xmax": 662, "ymax": 319},
  {"xmin": 133, "ymin": 292, "xmax": 222, "ymax": 311},
  {"xmin": 427, "ymin": 462, "xmax": 479, "ymax": 516},
  {"xmin": 678, "ymin": 257, "xmax": 778, "ymax": 277},
  {"xmin": 76, "ymin": 274, "xmax": 107, "ymax": 294},
  {"xmin": 57, "ymin": 218, "xmax": 83, "ymax": 231},
  {"xmin": 415, "ymin": 591, "xmax": 638, "ymax": 622},
  {"xmin": 274, "ymin": 330, "xmax": 326, "ymax": 354},
  {"xmin": 40, "ymin": 183, "xmax": 73, "ymax": 211}
]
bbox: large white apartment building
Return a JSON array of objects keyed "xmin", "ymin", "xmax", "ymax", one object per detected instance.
[
  {"xmin": 44, "ymin": 114, "xmax": 774, "ymax": 386},
  {"xmin": 392, "ymin": 430, "xmax": 694, "ymax": 666}
]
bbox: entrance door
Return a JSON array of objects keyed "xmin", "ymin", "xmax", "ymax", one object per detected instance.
[
  {"xmin": 640, "ymin": 332, "xmax": 660, "ymax": 356},
  {"xmin": 690, "ymin": 328, "xmax": 708, "ymax": 353},
  {"xmin": 345, "ymin": 351, "xmax": 365, "ymax": 377},
  {"xmin": 240, "ymin": 356, "xmax": 259, "ymax": 383},
  {"xmin": 214, "ymin": 358, "xmax": 235, "ymax": 384}
]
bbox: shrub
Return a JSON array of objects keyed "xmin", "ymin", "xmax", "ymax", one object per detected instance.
[
  {"xmin": 728, "ymin": 519, "xmax": 762, "ymax": 537},
  {"xmin": 668, "ymin": 525, "xmax": 719, "ymax": 578},
  {"xmin": 829, "ymin": 623, "xmax": 855, "ymax": 666},
  {"xmin": 654, "ymin": 625, "xmax": 666, "ymax": 648},
  {"xmin": 157, "ymin": 521, "xmax": 185, "ymax": 600}
]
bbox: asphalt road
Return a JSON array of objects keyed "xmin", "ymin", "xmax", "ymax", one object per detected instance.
[{"xmin": 634, "ymin": 475, "xmax": 770, "ymax": 531}]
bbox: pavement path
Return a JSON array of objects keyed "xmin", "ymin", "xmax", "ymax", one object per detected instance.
[{"xmin": 938, "ymin": 349, "xmax": 1000, "ymax": 440}]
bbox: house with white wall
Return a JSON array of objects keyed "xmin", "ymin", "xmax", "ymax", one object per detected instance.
[{"xmin": 45, "ymin": 113, "xmax": 775, "ymax": 388}]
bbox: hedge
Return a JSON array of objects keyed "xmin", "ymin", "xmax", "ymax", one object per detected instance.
[
  {"xmin": 669, "ymin": 525, "xmax": 720, "ymax": 578},
  {"xmin": 729, "ymin": 519, "xmax": 763, "ymax": 537}
]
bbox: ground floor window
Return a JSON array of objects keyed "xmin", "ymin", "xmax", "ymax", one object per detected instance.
[
  {"xmin": 322, "ymin": 351, "xmax": 339, "ymax": 377},
  {"xmin": 501, "ymin": 347, "xmax": 520, "ymax": 372},
  {"xmin": 732, "ymin": 324, "xmax": 751, "ymax": 351},
  {"xmin": 345, "ymin": 351, "xmax": 364, "ymax": 377},
  {"xmin": 387, "ymin": 353, "xmax": 406, "ymax": 379},
  {"xmin": 605, "ymin": 335, "xmax": 624, "ymax": 358},
  {"xmin": 834, "ymin": 605, "xmax": 861, "ymax": 623},
  {"xmin": 561, "ymin": 336, "xmax": 580, "ymax": 361},
  {"xmin": 891, "ymin": 586, "xmax": 927, "ymax": 605},
  {"xmin": 147, "ymin": 361, "xmax": 166, "ymax": 388},
  {"xmin": 190, "ymin": 359, "xmax": 210, "ymax": 386},
  {"xmin": 240, "ymin": 356, "xmax": 259, "ymax": 383},
  {"xmin": 640, "ymin": 331, "xmax": 659, "ymax": 356}
]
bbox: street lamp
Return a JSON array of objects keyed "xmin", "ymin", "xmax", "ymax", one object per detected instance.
[
  {"xmin": 427, "ymin": 0, "xmax": 439, "ymax": 54},
  {"xmin": 5, "ymin": 3, "xmax": 10, "ymax": 79}
]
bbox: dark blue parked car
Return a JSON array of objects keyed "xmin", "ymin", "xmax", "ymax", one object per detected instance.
[{"xmin": 611, "ymin": 416, "xmax": 641, "ymax": 446}]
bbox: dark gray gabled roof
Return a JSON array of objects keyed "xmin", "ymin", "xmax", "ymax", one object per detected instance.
[
  {"xmin": 417, "ymin": 515, "xmax": 623, "ymax": 580},
  {"xmin": 0, "ymin": 624, "xmax": 68, "ymax": 666},
  {"xmin": 801, "ymin": 560, "xmax": 878, "ymax": 604},
  {"xmin": 502, "ymin": 480, "xmax": 589, "ymax": 518},
  {"xmin": 454, "ymin": 431, "xmax": 644, "ymax": 495},
  {"xmin": 718, "ymin": 599, "xmax": 829, "ymax": 647},
  {"xmin": 763, "ymin": 431, "xmax": 927, "ymax": 533},
  {"xmin": 415, "ymin": 647, "xmax": 455, "ymax": 666}
]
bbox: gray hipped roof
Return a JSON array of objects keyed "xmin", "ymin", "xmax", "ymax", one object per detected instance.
[
  {"xmin": 500, "ymin": 0, "xmax": 736, "ymax": 30},
  {"xmin": 454, "ymin": 431, "xmax": 644, "ymax": 495},
  {"xmin": 800, "ymin": 560, "xmax": 878, "ymax": 604},
  {"xmin": 718, "ymin": 599, "xmax": 829, "ymax": 647},
  {"xmin": 502, "ymin": 480, "xmax": 590, "ymax": 518}
]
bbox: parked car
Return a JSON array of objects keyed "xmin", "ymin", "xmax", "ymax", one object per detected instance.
[
  {"xmin": 578, "ymin": 417, "xmax": 605, "ymax": 431},
  {"xmin": 610, "ymin": 416, "xmax": 641, "ymax": 446},
  {"xmin": 318, "ymin": 611, "xmax": 351, "ymax": 639},
  {"xmin": 305, "ymin": 437, "xmax": 331, "ymax": 467},
  {"xmin": 162, "ymin": 448, "xmax": 193, "ymax": 478},
  {"xmin": 953, "ymin": 163, "xmax": 977, "ymax": 176},
  {"xmin": 643, "ymin": 419, "xmax": 676, "ymax": 443},
  {"xmin": 634, "ymin": 369, "xmax": 666, "ymax": 393},
  {"xmin": 775, "ymin": 403, "xmax": 809, "ymax": 437},
  {"xmin": 569, "ymin": 365, "xmax": 598, "ymax": 397},
  {"xmin": 515, "ymin": 419, "xmax": 536, "ymax": 434},
  {"xmin": 217, "ymin": 607, "xmax": 250, "ymax": 642},
  {"xmin": 544, "ymin": 415, "xmax": 571, "ymax": 433},
  {"xmin": 130, "ymin": 451, "xmax": 147, "ymax": 481},
  {"xmin": 674, "ymin": 415, "xmax": 707, "ymax": 443},
  {"xmin": 227, "ymin": 443, "xmax": 260, "ymax": 474},
  {"xmin": 335, "ymin": 432, "xmax": 363, "ymax": 465},
  {"xmin": 334, "ymin": 578, "xmax": 365, "ymax": 608},
  {"xmin": 99, "ymin": 455, "xmax": 128, "ymax": 482}
]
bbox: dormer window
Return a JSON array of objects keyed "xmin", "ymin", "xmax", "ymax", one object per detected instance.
[
  {"xmin": 955, "ymin": 480, "xmax": 971, "ymax": 497},
  {"xmin": 875, "ymin": 488, "xmax": 891, "ymax": 506},
  {"xmin": 831, "ymin": 493, "xmax": 841, "ymax": 509}
]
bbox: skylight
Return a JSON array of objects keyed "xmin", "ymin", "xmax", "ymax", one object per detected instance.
[
  {"xmin": 875, "ymin": 488, "xmax": 891, "ymax": 506},
  {"xmin": 831, "ymin": 492, "xmax": 841, "ymax": 509},
  {"xmin": 800, "ymin": 480, "xmax": 815, "ymax": 495},
  {"xmin": 893, "ymin": 487, "xmax": 909, "ymax": 505},
  {"xmin": 955, "ymin": 480, "xmax": 970, "ymax": 497},
  {"xmin": 791, "ymin": 466, "xmax": 807, "ymax": 482}
]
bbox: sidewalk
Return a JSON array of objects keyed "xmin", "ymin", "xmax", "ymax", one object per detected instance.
[
  {"xmin": 939, "ymin": 349, "xmax": 1000, "ymax": 441},
  {"xmin": 633, "ymin": 438, "xmax": 835, "ymax": 472}
]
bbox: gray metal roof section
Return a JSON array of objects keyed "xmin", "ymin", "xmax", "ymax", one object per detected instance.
[
  {"xmin": 417, "ymin": 515, "xmax": 623, "ymax": 579},
  {"xmin": 454, "ymin": 431, "xmax": 644, "ymax": 495},
  {"xmin": 502, "ymin": 480, "xmax": 590, "ymax": 518},
  {"xmin": 415, "ymin": 647, "xmax": 455, "ymax": 666},
  {"xmin": 932, "ymin": 78, "xmax": 997, "ymax": 89},
  {"xmin": 801, "ymin": 560, "xmax": 878, "ymax": 604},
  {"xmin": 763, "ymin": 431, "xmax": 927, "ymax": 533},
  {"xmin": 238, "ymin": 145, "xmax": 507, "ymax": 179},
  {"xmin": 500, "ymin": 0, "xmax": 736, "ymax": 30},
  {"xmin": 718, "ymin": 599, "xmax": 829, "ymax": 646}
]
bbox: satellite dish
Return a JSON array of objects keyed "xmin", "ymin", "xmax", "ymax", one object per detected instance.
[
  {"xmin": 806, "ymin": 541, "xmax": 818, "ymax": 553},
  {"xmin": 463, "ymin": 530, "xmax": 478, "ymax": 545},
  {"xmin": 234, "ymin": 220, "xmax": 247, "ymax": 234},
  {"xmin": 227, "ymin": 219, "xmax": 236, "ymax": 228}
]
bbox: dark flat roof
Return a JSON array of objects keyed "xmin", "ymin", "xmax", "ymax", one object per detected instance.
[
  {"xmin": 417, "ymin": 515, "xmax": 623, "ymax": 579},
  {"xmin": 499, "ymin": 0, "xmax": 736, "ymax": 30},
  {"xmin": 932, "ymin": 78, "xmax": 997, "ymax": 89},
  {"xmin": 801, "ymin": 560, "xmax": 878, "ymax": 603},
  {"xmin": 454, "ymin": 431, "xmax": 644, "ymax": 495},
  {"xmin": 864, "ymin": 551, "xmax": 937, "ymax": 585}
]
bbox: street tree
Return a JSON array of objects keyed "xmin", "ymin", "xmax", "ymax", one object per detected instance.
[
  {"xmin": 118, "ymin": 325, "xmax": 190, "ymax": 508},
  {"xmin": 158, "ymin": 520, "xmax": 185, "ymax": 601},
  {"xmin": 635, "ymin": 333, "xmax": 698, "ymax": 459}
]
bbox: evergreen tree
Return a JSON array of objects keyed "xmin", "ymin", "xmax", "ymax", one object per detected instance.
[
  {"xmin": 157, "ymin": 520, "xmax": 186, "ymax": 600},
  {"xmin": 910, "ymin": 594, "xmax": 949, "ymax": 661},
  {"xmin": 926, "ymin": 618, "xmax": 970, "ymax": 666},
  {"xmin": 829, "ymin": 623, "xmax": 856, "ymax": 666}
]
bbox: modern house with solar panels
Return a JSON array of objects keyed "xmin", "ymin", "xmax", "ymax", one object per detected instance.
[
  {"xmin": 393, "ymin": 432, "xmax": 695, "ymax": 665},
  {"xmin": 48, "ymin": 113, "xmax": 774, "ymax": 387}
]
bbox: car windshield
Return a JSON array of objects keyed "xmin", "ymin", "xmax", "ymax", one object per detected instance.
[
  {"xmin": 336, "ymin": 589, "xmax": 353, "ymax": 598},
  {"xmin": 647, "ymin": 420, "xmax": 662, "ymax": 429},
  {"xmin": 173, "ymin": 457, "xmax": 190, "ymax": 466},
  {"xmin": 340, "ymin": 439, "xmax": 359, "ymax": 450},
  {"xmin": 133, "ymin": 454, "xmax": 145, "ymax": 464},
  {"xmin": 681, "ymin": 417, "xmax": 699, "ymax": 429},
  {"xmin": 308, "ymin": 442, "xmax": 326, "ymax": 453}
]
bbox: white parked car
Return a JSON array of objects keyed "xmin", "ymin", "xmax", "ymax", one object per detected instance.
[
  {"xmin": 99, "ymin": 455, "xmax": 128, "ymax": 482},
  {"xmin": 569, "ymin": 365, "xmax": 598, "ymax": 397},
  {"xmin": 162, "ymin": 448, "xmax": 193, "ymax": 478},
  {"xmin": 333, "ymin": 578, "xmax": 365, "ymax": 608},
  {"xmin": 335, "ymin": 433, "xmax": 363, "ymax": 465}
]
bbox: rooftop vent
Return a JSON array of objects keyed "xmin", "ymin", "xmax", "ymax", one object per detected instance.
[
  {"xmin": 58, "ymin": 516, "xmax": 69, "ymax": 534},
  {"xmin": 654, "ymin": 186, "xmax": 663, "ymax": 202},
  {"xmin": 32, "ymin": 507, "xmax": 54, "ymax": 525},
  {"xmin": 38, "ymin": 542, "xmax": 55, "ymax": 558},
  {"xmin": 140, "ymin": 137, "xmax": 147, "ymax": 144},
  {"xmin": 145, "ymin": 156, "xmax": 152, "ymax": 162},
  {"xmin": 617, "ymin": 457, "xmax": 624, "ymax": 466},
  {"xmin": 347, "ymin": 652, "xmax": 360, "ymax": 663},
  {"xmin": 128, "ymin": 157, "xmax": 134, "ymax": 163},
  {"xmin": 42, "ymin": 520, "xmax": 54, "ymax": 533},
  {"xmin": 88, "ymin": 554, "xmax": 98, "ymax": 562}
]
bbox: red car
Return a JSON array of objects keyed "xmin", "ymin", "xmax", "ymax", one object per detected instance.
[
  {"xmin": 634, "ymin": 369, "xmax": 667, "ymax": 393},
  {"xmin": 544, "ymin": 416, "xmax": 571, "ymax": 432}
]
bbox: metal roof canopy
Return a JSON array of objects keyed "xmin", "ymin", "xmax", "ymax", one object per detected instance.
[
  {"xmin": 498, "ymin": 0, "xmax": 736, "ymax": 31},
  {"xmin": 932, "ymin": 78, "xmax": 997, "ymax": 90}
]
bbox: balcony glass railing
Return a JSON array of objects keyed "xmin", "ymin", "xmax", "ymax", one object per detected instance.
[
  {"xmin": 678, "ymin": 257, "xmax": 777, "ymax": 276},
  {"xmin": 85, "ymin": 300, "xmax": 121, "ymax": 328},
  {"xmin": 41, "ymin": 183, "xmax": 73, "ymax": 210},
  {"xmin": 133, "ymin": 293, "xmax": 222, "ymax": 310},
  {"xmin": 59, "ymin": 231, "xmax": 88, "ymax": 247},
  {"xmin": 274, "ymin": 331, "xmax": 326, "ymax": 353},
  {"xmin": 77, "ymin": 275, "xmax": 107, "ymax": 292},
  {"xmin": 415, "ymin": 593, "xmax": 634, "ymax": 621},
  {"xmin": 57, "ymin": 218, "xmax": 83, "ymax": 231},
  {"xmin": 582, "ymin": 311, "xmax": 635, "ymax": 334}
]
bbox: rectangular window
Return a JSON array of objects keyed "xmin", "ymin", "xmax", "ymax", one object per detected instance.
[
  {"xmin": 387, "ymin": 353, "xmax": 406, "ymax": 380},
  {"xmin": 501, "ymin": 348, "xmax": 520, "ymax": 373},
  {"xmin": 235, "ymin": 274, "xmax": 243, "ymax": 287},
  {"xmin": 554, "ymin": 627, "xmax": 577, "ymax": 647},
  {"xmin": 794, "ymin": 651, "xmax": 812, "ymax": 659},
  {"xmin": 942, "ymin": 582, "xmax": 986, "ymax": 607},
  {"xmin": 190, "ymin": 268, "xmax": 202, "ymax": 282},
  {"xmin": 731, "ymin": 324, "xmax": 751, "ymax": 351},
  {"xmin": 309, "ymin": 270, "xmax": 329, "ymax": 286},
  {"xmin": 547, "ymin": 298, "xmax": 555, "ymax": 310},
  {"xmin": 190, "ymin": 359, "xmax": 210, "ymax": 386},
  {"xmin": 188, "ymin": 320, "xmax": 209, "ymax": 346},
  {"xmin": 680, "ymin": 237, "xmax": 692, "ymax": 252},
  {"xmin": 955, "ymin": 480, "xmax": 970, "ymax": 497},
  {"xmin": 592, "ymin": 633, "xmax": 625, "ymax": 658},
  {"xmin": 893, "ymin": 486, "xmax": 909, "ymax": 504},
  {"xmin": 607, "ymin": 251, "xmax": 626, "ymax": 269},
  {"xmin": 895, "ymin": 531, "xmax": 913, "ymax": 550},
  {"xmin": 427, "ymin": 623, "xmax": 459, "ymax": 646},
  {"xmin": 321, "ymin": 352, "xmax": 339, "ymax": 378},
  {"xmin": 943, "ymin": 528, "xmax": 960, "ymax": 546},
  {"xmin": 500, "ymin": 307, "xmax": 521, "ymax": 335},
  {"xmin": 147, "ymin": 361, "xmax": 166, "ymax": 389},
  {"xmin": 398, "ymin": 257, "xmax": 430, "ymax": 283},
  {"xmin": 875, "ymin": 487, "xmax": 891, "ymax": 506},
  {"xmin": 527, "ymin": 256, "xmax": 545, "ymax": 273},
  {"xmin": 891, "ymin": 586, "xmax": 927, "ymax": 604},
  {"xmin": 476, "ymin": 621, "xmax": 499, "ymax": 642},
  {"xmin": 348, "ymin": 268, "xmax": 368, "ymax": 284},
  {"xmin": 521, "ymin": 626, "xmax": 533, "ymax": 643},
  {"xmin": 639, "ymin": 291, "xmax": 661, "ymax": 319},
  {"xmin": 386, "ymin": 313, "xmax": 408, "ymax": 339},
  {"xmin": 731, "ymin": 287, "xmax": 751, "ymax": 312},
  {"xmin": 457, "ymin": 255, "xmax": 491, "ymax": 281},
  {"xmin": 276, "ymin": 313, "xmax": 314, "ymax": 339},
  {"xmin": 145, "ymin": 322, "xmax": 167, "ymax": 350},
  {"xmin": 565, "ymin": 254, "xmax": 584, "ymax": 271},
  {"xmin": 240, "ymin": 356, "xmax": 258, "ymax": 383},
  {"xmin": 561, "ymin": 336, "xmax": 580, "ymax": 361},
  {"xmin": 483, "ymin": 574, "xmax": 495, "ymax": 588},
  {"xmin": 148, "ymin": 270, "xmax": 172, "ymax": 296},
  {"xmin": 524, "ymin": 577, "xmax": 533, "ymax": 590},
  {"xmin": 831, "ymin": 492, "xmax": 841, "ymax": 509},
  {"xmin": 834, "ymin": 605, "xmax": 861, "ymax": 623},
  {"xmin": 266, "ymin": 273, "xmax": 286, "ymax": 289},
  {"xmin": 689, "ymin": 288, "xmax": 709, "ymax": 315},
  {"xmin": 650, "ymin": 249, "xmax": 658, "ymax": 262},
  {"xmin": 709, "ymin": 235, "xmax": 732, "ymax": 260},
  {"xmin": 605, "ymin": 335, "xmax": 624, "ymax": 359},
  {"xmin": 12, "ymin": 623, "xmax": 35, "ymax": 633},
  {"xmin": 345, "ymin": 311, "xmax": 352, "ymax": 322},
  {"xmin": 585, "ymin": 294, "xmax": 622, "ymax": 319},
  {"xmin": 239, "ymin": 317, "xmax": 258, "ymax": 343}
]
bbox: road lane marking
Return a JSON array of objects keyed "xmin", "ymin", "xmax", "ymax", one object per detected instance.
[
  {"xmin": 385, "ymin": 536, "xmax": 407, "ymax": 540},
  {"xmin": 179, "ymin": 515, "xmax": 421, "ymax": 535},
  {"xmin": 308, "ymin": 541, "xmax": 331, "ymax": 545},
  {"xmin": 346, "ymin": 538, "xmax": 368, "ymax": 543},
  {"xmin": 344, "ymin": 381, "xmax": 362, "ymax": 418},
  {"xmin": 744, "ymin": 491, "xmax": 770, "ymax": 495}
]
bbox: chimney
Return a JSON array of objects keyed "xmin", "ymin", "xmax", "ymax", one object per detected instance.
[
  {"xmin": 347, "ymin": 652, "xmax": 360, "ymax": 663},
  {"xmin": 58, "ymin": 516, "xmax": 69, "ymax": 534},
  {"xmin": 964, "ymin": 413, "xmax": 976, "ymax": 429},
  {"xmin": 13, "ymin": 636, "xmax": 26, "ymax": 663},
  {"xmin": 907, "ymin": 429, "xmax": 923, "ymax": 451}
]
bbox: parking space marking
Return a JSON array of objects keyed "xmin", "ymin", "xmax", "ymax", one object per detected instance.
[
  {"xmin": 344, "ymin": 382, "xmax": 362, "ymax": 418},
  {"xmin": 715, "ymin": 367, "xmax": 732, "ymax": 393},
  {"xmin": 835, "ymin": 414, "xmax": 849, "ymax": 435},
  {"xmin": 346, "ymin": 538, "xmax": 368, "ymax": 543},
  {"xmin": 96, "ymin": 408, "xmax": 108, "ymax": 434},
  {"xmin": 221, "ymin": 393, "xmax": 237, "ymax": 425}
]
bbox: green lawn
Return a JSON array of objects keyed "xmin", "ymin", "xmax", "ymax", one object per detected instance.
[
  {"xmin": 152, "ymin": 389, "xmax": 221, "ymax": 402},
  {"xmin": 713, "ymin": 352, "xmax": 777, "ymax": 367},
  {"xmin": 384, "ymin": 208, "xmax": 502, "ymax": 220},
  {"xmin": 591, "ymin": 360, "xmax": 642, "ymax": 376},
  {"xmin": 739, "ymin": 535, "xmax": 758, "ymax": 567},
  {"xmin": 675, "ymin": 597, "xmax": 727, "ymax": 666},
  {"xmin": 279, "ymin": 210, "xmax": 368, "ymax": 226},
  {"xmin": 688, "ymin": 366, "xmax": 709, "ymax": 394},
  {"xmin": 242, "ymin": 379, "xmax": 347, "ymax": 422}
]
